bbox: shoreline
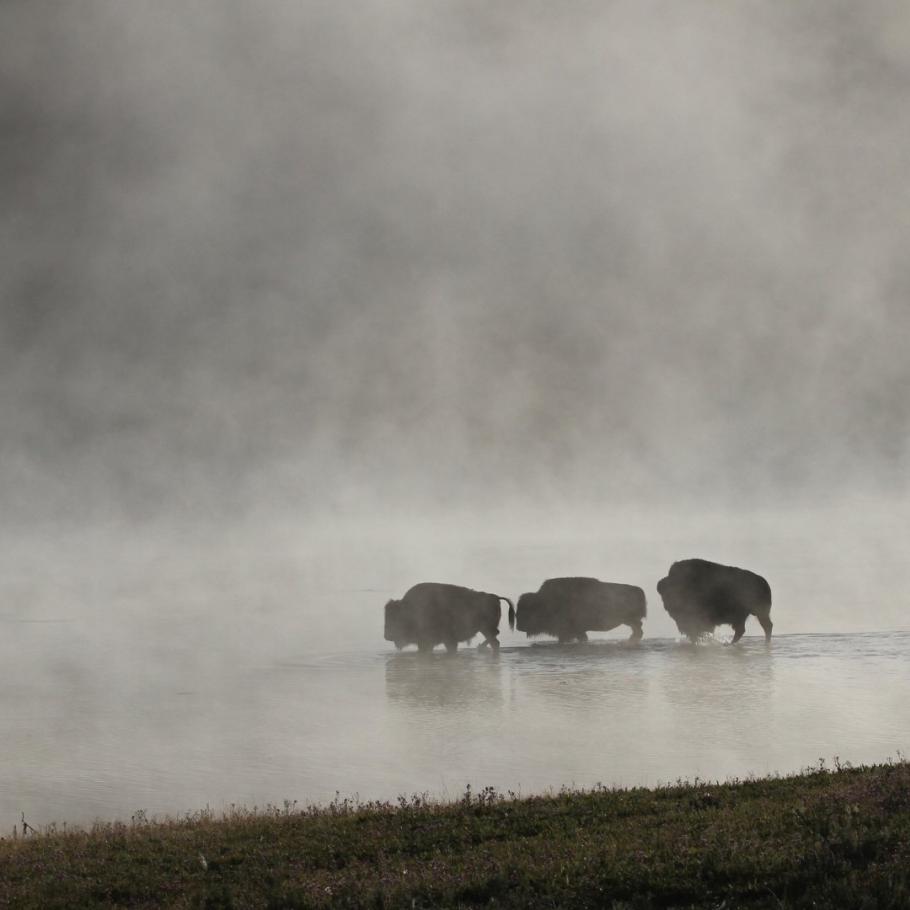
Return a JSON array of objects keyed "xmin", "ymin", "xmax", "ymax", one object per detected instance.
[{"xmin": 2, "ymin": 759, "xmax": 908, "ymax": 908}]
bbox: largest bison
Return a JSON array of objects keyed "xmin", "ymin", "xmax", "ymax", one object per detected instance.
[
  {"xmin": 513, "ymin": 577, "xmax": 646, "ymax": 643},
  {"xmin": 384, "ymin": 582, "xmax": 513, "ymax": 653},
  {"xmin": 657, "ymin": 558, "xmax": 773, "ymax": 643}
]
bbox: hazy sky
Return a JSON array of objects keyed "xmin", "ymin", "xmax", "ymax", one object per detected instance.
[{"xmin": 3, "ymin": 1, "xmax": 909, "ymax": 523}]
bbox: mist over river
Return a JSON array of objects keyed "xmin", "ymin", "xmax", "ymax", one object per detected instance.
[
  {"xmin": 3, "ymin": 509, "xmax": 908, "ymax": 830},
  {"xmin": 3, "ymin": 0, "xmax": 909, "ymax": 848}
]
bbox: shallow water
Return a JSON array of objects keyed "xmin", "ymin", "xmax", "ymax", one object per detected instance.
[
  {"xmin": 2, "ymin": 518, "xmax": 909, "ymax": 829},
  {"xmin": 4, "ymin": 625, "xmax": 909, "ymax": 829}
]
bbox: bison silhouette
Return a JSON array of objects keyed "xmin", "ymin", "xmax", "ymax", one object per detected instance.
[
  {"xmin": 657, "ymin": 558, "xmax": 773, "ymax": 643},
  {"xmin": 512, "ymin": 577, "xmax": 646, "ymax": 643},
  {"xmin": 384, "ymin": 582, "xmax": 514, "ymax": 653}
]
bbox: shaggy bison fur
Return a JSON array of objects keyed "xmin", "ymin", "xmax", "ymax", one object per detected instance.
[
  {"xmin": 513, "ymin": 577, "xmax": 646, "ymax": 643},
  {"xmin": 384, "ymin": 582, "xmax": 514, "ymax": 653},
  {"xmin": 657, "ymin": 558, "xmax": 772, "ymax": 643}
]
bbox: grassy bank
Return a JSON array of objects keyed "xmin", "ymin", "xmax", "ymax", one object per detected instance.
[{"xmin": 2, "ymin": 761, "xmax": 909, "ymax": 909}]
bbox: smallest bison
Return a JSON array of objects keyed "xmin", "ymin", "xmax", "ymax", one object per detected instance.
[
  {"xmin": 657, "ymin": 558, "xmax": 773, "ymax": 643},
  {"xmin": 513, "ymin": 577, "xmax": 646, "ymax": 643},
  {"xmin": 384, "ymin": 582, "xmax": 513, "ymax": 653}
]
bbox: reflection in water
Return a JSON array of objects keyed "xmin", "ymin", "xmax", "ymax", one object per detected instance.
[
  {"xmin": 4, "ymin": 519, "xmax": 910, "ymax": 829},
  {"xmin": 3, "ymin": 631, "xmax": 909, "ymax": 828},
  {"xmin": 655, "ymin": 641, "xmax": 776, "ymax": 779},
  {"xmin": 385, "ymin": 652, "xmax": 503, "ymax": 711},
  {"xmin": 507, "ymin": 642, "xmax": 653, "ymax": 726},
  {"xmin": 660, "ymin": 640, "xmax": 774, "ymax": 711}
]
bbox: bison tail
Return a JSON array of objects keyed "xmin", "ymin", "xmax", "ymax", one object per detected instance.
[{"xmin": 499, "ymin": 597, "xmax": 516, "ymax": 631}]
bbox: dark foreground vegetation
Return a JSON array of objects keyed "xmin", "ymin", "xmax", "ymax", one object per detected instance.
[{"xmin": 2, "ymin": 760, "xmax": 909, "ymax": 909}]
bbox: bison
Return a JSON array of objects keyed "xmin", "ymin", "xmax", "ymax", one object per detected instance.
[
  {"xmin": 384, "ymin": 582, "xmax": 514, "ymax": 653},
  {"xmin": 657, "ymin": 558, "xmax": 773, "ymax": 643},
  {"xmin": 512, "ymin": 577, "xmax": 646, "ymax": 643}
]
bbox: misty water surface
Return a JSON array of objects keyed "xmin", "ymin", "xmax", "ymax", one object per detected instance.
[
  {"xmin": 2, "ymin": 516, "xmax": 908, "ymax": 830},
  {"xmin": 4, "ymin": 0, "xmax": 909, "ymax": 838}
]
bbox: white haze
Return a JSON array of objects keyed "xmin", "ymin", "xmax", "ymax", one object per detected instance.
[
  {"xmin": 1, "ymin": 1, "xmax": 909, "ymax": 826},
  {"xmin": 2, "ymin": 1, "xmax": 909, "ymax": 520}
]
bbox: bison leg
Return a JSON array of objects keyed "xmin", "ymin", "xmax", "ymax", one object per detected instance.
[
  {"xmin": 627, "ymin": 621, "xmax": 643, "ymax": 642},
  {"xmin": 757, "ymin": 612, "xmax": 773, "ymax": 642},
  {"xmin": 577, "ymin": 632, "xmax": 588, "ymax": 643},
  {"xmin": 417, "ymin": 639, "xmax": 433, "ymax": 653},
  {"xmin": 478, "ymin": 632, "xmax": 500, "ymax": 651},
  {"xmin": 730, "ymin": 620, "xmax": 746, "ymax": 645},
  {"xmin": 444, "ymin": 639, "xmax": 458, "ymax": 654}
]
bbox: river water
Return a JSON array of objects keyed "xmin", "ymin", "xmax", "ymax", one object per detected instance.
[{"xmin": 2, "ymin": 514, "xmax": 908, "ymax": 829}]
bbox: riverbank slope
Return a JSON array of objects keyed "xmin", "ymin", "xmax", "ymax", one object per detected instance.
[{"xmin": 2, "ymin": 760, "xmax": 908, "ymax": 908}]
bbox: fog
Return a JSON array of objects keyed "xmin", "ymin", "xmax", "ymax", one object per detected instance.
[
  {"xmin": 3, "ymin": 1, "xmax": 909, "ymax": 522},
  {"xmin": 2, "ymin": 2, "xmax": 909, "ymax": 826}
]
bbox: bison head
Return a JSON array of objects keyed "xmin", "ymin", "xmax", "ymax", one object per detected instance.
[
  {"xmin": 515, "ymin": 592, "xmax": 550, "ymax": 636},
  {"xmin": 657, "ymin": 578, "xmax": 716, "ymax": 641},
  {"xmin": 384, "ymin": 599, "xmax": 411, "ymax": 648}
]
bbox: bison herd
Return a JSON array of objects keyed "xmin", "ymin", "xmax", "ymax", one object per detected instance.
[{"xmin": 384, "ymin": 558, "xmax": 772, "ymax": 653}]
